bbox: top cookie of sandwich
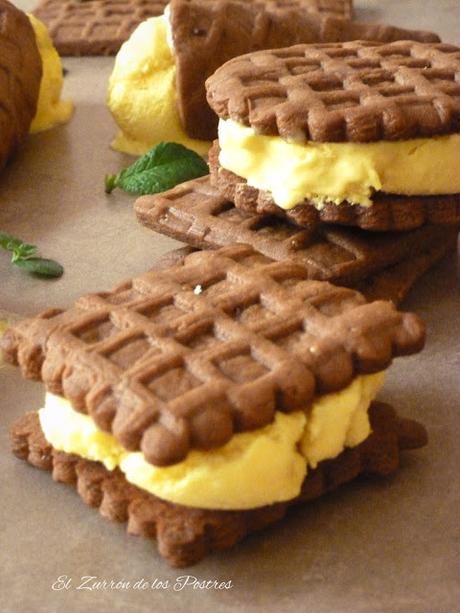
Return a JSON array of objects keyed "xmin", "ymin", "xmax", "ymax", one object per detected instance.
[
  {"xmin": 1, "ymin": 246, "xmax": 424, "ymax": 467},
  {"xmin": 206, "ymin": 40, "xmax": 460, "ymax": 142}
]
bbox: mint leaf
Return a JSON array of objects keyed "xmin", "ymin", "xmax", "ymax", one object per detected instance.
[
  {"xmin": 0, "ymin": 232, "xmax": 38, "ymax": 261},
  {"xmin": 13, "ymin": 258, "xmax": 64, "ymax": 278},
  {"xmin": 0, "ymin": 232, "xmax": 23, "ymax": 252},
  {"xmin": 11, "ymin": 243, "xmax": 38, "ymax": 262},
  {"xmin": 0, "ymin": 231, "xmax": 64, "ymax": 279},
  {"xmin": 105, "ymin": 142, "xmax": 208, "ymax": 195}
]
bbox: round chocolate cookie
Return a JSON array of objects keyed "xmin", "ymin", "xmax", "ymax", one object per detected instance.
[
  {"xmin": 172, "ymin": 0, "xmax": 439, "ymax": 140},
  {"xmin": 206, "ymin": 40, "xmax": 460, "ymax": 142},
  {"xmin": 206, "ymin": 40, "xmax": 460, "ymax": 230},
  {"xmin": 0, "ymin": 0, "xmax": 42, "ymax": 172}
]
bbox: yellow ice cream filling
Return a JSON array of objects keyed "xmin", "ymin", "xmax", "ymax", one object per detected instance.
[
  {"xmin": 107, "ymin": 14, "xmax": 210, "ymax": 157},
  {"xmin": 218, "ymin": 119, "xmax": 460, "ymax": 209},
  {"xmin": 39, "ymin": 372, "xmax": 384, "ymax": 510},
  {"xmin": 28, "ymin": 15, "xmax": 73, "ymax": 133}
]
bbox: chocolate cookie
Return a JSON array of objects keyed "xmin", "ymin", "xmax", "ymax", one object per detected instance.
[
  {"xmin": 1, "ymin": 246, "xmax": 425, "ymax": 467},
  {"xmin": 171, "ymin": 0, "xmax": 439, "ymax": 140},
  {"xmin": 150, "ymin": 238, "xmax": 458, "ymax": 307},
  {"xmin": 135, "ymin": 175, "xmax": 458, "ymax": 285},
  {"xmin": 11, "ymin": 405, "xmax": 427, "ymax": 567},
  {"xmin": 206, "ymin": 40, "xmax": 460, "ymax": 142},
  {"xmin": 208, "ymin": 142, "xmax": 460, "ymax": 232},
  {"xmin": 0, "ymin": 0, "xmax": 42, "ymax": 171},
  {"xmin": 33, "ymin": 0, "xmax": 170, "ymax": 56},
  {"xmin": 352, "ymin": 235, "xmax": 458, "ymax": 305}
]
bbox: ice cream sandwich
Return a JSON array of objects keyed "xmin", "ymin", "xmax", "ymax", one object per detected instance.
[
  {"xmin": 107, "ymin": 0, "xmax": 440, "ymax": 155},
  {"xmin": 207, "ymin": 40, "xmax": 460, "ymax": 231},
  {"xmin": 3, "ymin": 246, "xmax": 428, "ymax": 565}
]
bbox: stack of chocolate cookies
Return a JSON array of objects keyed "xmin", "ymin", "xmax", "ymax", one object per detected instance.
[{"xmin": 136, "ymin": 40, "xmax": 460, "ymax": 305}]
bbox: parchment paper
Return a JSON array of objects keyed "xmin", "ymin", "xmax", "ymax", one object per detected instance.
[{"xmin": 1, "ymin": 1, "xmax": 459, "ymax": 611}]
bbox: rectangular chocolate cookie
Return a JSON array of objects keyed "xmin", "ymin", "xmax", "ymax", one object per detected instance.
[
  {"xmin": 353, "ymin": 237, "xmax": 458, "ymax": 305},
  {"xmin": 147, "ymin": 233, "xmax": 458, "ymax": 307},
  {"xmin": 1, "ymin": 245, "xmax": 425, "ymax": 467},
  {"xmin": 33, "ymin": 0, "xmax": 170, "ymax": 56},
  {"xmin": 135, "ymin": 176, "xmax": 457, "ymax": 287},
  {"xmin": 205, "ymin": 41, "xmax": 460, "ymax": 230}
]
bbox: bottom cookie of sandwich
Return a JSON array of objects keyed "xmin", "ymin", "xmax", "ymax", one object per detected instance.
[
  {"xmin": 209, "ymin": 142, "xmax": 460, "ymax": 232},
  {"xmin": 11, "ymin": 404, "xmax": 427, "ymax": 567}
]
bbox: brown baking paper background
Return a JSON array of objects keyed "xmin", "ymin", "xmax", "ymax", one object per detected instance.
[{"xmin": 1, "ymin": 1, "xmax": 459, "ymax": 611}]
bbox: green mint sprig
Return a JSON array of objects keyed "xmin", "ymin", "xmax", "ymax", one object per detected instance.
[
  {"xmin": 0, "ymin": 232, "xmax": 63, "ymax": 278},
  {"xmin": 105, "ymin": 142, "xmax": 209, "ymax": 195}
]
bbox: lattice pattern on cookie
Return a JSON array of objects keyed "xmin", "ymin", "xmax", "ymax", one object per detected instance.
[
  {"xmin": 0, "ymin": 0, "xmax": 42, "ymax": 169},
  {"xmin": 173, "ymin": 1, "xmax": 438, "ymax": 140},
  {"xmin": 143, "ymin": 229, "xmax": 459, "ymax": 308},
  {"xmin": 32, "ymin": 0, "xmax": 351, "ymax": 57},
  {"xmin": 206, "ymin": 40, "xmax": 460, "ymax": 142},
  {"xmin": 135, "ymin": 175, "xmax": 455, "ymax": 281},
  {"xmin": 2, "ymin": 246, "xmax": 425, "ymax": 467},
  {"xmin": 11, "ymin": 404, "xmax": 427, "ymax": 566},
  {"xmin": 33, "ymin": 0, "xmax": 169, "ymax": 55}
]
